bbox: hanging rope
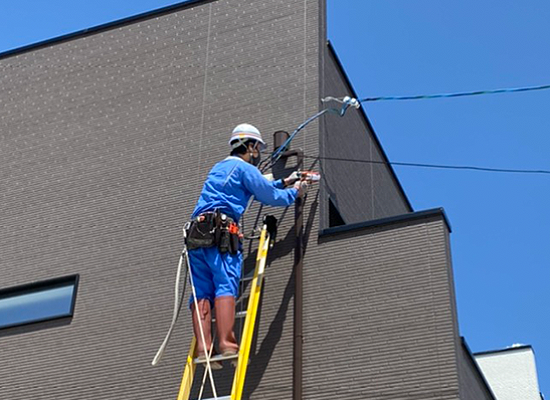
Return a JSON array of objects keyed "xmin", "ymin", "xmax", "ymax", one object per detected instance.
[
  {"xmin": 187, "ymin": 247, "xmax": 219, "ymax": 399},
  {"xmin": 151, "ymin": 224, "xmax": 195, "ymax": 367}
]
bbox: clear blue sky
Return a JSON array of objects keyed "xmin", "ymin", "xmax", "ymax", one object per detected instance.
[{"xmin": 1, "ymin": 0, "xmax": 548, "ymax": 395}]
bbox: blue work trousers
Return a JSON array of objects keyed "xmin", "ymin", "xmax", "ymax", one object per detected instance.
[{"xmin": 187, "ymin": 246, "xmax": 242, "ymax": 307}]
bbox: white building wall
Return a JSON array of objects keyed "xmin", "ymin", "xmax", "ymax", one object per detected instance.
[{"xmin": 474, "ymin": 346, "xmax": 542, "ymax": 400}]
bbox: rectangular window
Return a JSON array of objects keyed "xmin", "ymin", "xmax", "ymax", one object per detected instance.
[{"xmin": 0, "ymin": 275, "xmax": 79, "ymax": 330}]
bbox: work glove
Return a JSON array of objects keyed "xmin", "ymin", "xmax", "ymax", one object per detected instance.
[
  {"xmin": 283, "ymin": 171, "xmax": 300, "ymax": 187},
  {"xmin": 293, "ymin": 180, "xmax": 308, "ymax": 197}
]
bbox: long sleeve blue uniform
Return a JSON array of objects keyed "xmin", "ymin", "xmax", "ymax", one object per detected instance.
[
  {"xmin": 189, "ymin": 156, "xmax": 298, "ymax": 304},
  {"xmin": 192, "ymin": 156, "xmax": 297, "ymax": 222}
]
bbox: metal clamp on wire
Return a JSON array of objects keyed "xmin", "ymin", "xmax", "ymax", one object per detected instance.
[
  {"xmin": 321, "ymin": 95, "xmax": 361, "ymax": 116},
  {"xmin": 342, "ymin": 96, "xmax": 361, "ymax": 110}
]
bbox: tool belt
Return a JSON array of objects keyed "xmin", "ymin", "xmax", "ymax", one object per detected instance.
[{"xmin": 185, "ymin": 210, "xmax": 242, "ymax": 254}]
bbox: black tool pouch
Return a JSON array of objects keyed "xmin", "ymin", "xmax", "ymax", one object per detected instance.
[
  {"xmin": 185, "ymin": 214, "xmax": 216, "ymax": 250},
  {"xmin": 215, "ymin": 212, "xmax": 231, "ymax": 254},
  {"xmin": 229, "ymin": 232, "xmax": 241, "ymax": 254}
]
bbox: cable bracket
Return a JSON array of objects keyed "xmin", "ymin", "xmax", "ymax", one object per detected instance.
[{"xmin": 321, "ymin": 96, "xmax": 360, "ymax": 115}]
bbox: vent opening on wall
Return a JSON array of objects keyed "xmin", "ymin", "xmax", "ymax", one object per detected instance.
[{"xmin": 328, "ymin": 198, "xmax": 345, "ymax": 227}]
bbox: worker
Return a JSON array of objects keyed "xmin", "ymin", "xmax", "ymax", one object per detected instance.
[{"xmin": 185, "ymin": 123, "xmax": 306, "ymax": 368}]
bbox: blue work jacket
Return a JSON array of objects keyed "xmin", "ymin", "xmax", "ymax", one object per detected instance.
[{"xmin": 192, "ymin": 156, "xmax": 298, "ymax": 222}]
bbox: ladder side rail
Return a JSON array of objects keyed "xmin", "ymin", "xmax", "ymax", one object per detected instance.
[
  {"xmin": 177, "ymin": 337, "xmax": 198, "ymax": 400},
  {"xmin": 231, "ymin": 224, "xmax": 270, "ymax": 400}
]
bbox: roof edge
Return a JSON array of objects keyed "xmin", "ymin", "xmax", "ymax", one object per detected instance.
[
  {"xmin": 462, "ymin": 337, "xmax": 498, "ymax": 400},
  {"xmin": 326, "ymin": 40, "xmax": 413, "ymax": 212},
  {"xmin": 319, "ymin": 207, "xmax": 451, "ymax": 238},
  {"xmin": 474, "ymin": 344, "xmax": 534, "ymax": 357},
  {"xmin": 0, "ymin": 0, "xmax": 212, "ymax": 60}
]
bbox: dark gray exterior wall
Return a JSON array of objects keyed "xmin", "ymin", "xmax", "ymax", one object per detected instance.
[
  {"xmin": 458, "ymin": 340, "xmax": 496, "ymax": 400},
  {"xmin": 304, "ymin": 213, "xmax": 462, "ymax": 400},
  {"xmin": 1, "ymin": 0, "xmax": 323, "ymax": 398},
  {"xmin": 319, "ymin": 44, "xmax": 411, "ymax": 228}
]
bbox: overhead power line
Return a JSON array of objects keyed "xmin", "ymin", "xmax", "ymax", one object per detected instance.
[
  {"xmin": 303, "ymin": 155, "xmax": 550, "ymax": 175},
  {"xmin": 359, "ymin": 83, "xmax": 550, "ymax": 102}
]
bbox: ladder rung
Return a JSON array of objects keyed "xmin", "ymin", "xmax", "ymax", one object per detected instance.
[
  {"xmin": 242, "ymin": 270, "xmax": 255, "ymax": 282},
  {"xmin": 241, "ymin": 271, "xmax": 264, "ymax": 284},
  {"xmin": 194, "ymin": 397, "xmax": 231, "ymax": 400},
  {"xmin": 212, "ymin": 310, "xmax": 246, "ymax": 323},
  {"xmin": 193, "ymin": 353, "xmax": 238, "ymax": 365}
]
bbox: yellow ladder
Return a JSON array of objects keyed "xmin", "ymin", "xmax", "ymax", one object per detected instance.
[{"xmin": 177, "ymin": 216, "xmax": 277, "ymax": 400}]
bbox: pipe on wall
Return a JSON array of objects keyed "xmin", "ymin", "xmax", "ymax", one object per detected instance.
[
  {"xmin": 281, "ymin": 147, "xmax": 305, "ymax": 400},
  {"xmin": 273, "ymin": 130, "xmax": 304, "ymax": 400}
]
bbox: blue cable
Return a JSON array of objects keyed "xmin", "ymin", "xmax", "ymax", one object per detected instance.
[
  {"xmin": 359, "ymin": 83, "xmax": 550, "ymax": 102},
  {"xmin": 265, "ymin": 101, "xmax": 357, "ymax": 170}
]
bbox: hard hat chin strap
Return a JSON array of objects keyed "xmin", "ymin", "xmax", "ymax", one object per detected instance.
[
  {"xmin": 230, "ymin": 137, "xmax": 249, "ymax": 150},
  {"xmin": 249, "ymin": 142, "xmax": 261, "ymax": 166},
  {"xmin": 231, "ymin": 137, "xmax": 262, "ymax": 151}
]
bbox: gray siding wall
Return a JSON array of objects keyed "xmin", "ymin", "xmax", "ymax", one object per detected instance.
[
  {"xmin": 458, "ymin": 341, "xmax": 496, "ymax": 400},
  {"xmin": 304, "ymin": 214, "xmax": 461, "ymax": 400},
  {"xmin": 0, "ymin": 0, "xmax": 323, "ymax": 398},
  {"xmin": 319, "ymin": 45, "xmax": 411, "ymax": 228}
]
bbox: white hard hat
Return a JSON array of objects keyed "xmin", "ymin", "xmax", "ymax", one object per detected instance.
[{"xmin": 229, "ymin": 123, "xmax": 266, "ymax": 150}]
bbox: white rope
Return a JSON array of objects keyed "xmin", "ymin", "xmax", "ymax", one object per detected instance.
[
  {"xmin": 197, "ymin": 340, "xmax": 216, "ymax": 400},
  {"xmin": 151, "ymin": 245, "xmax": 186, "ymax": 366},
  {"xmin": 187, "ymin": 250, "xmax": 219, "ymax": 399}
]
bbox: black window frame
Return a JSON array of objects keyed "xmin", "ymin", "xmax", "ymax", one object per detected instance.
[{"xmin": 0, "ymin": 274, "xmax": 79, "ymax": 330}]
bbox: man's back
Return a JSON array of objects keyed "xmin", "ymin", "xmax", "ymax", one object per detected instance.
[{"xmin": 192, "ymin": 156, "xmax": 297, "ymax": 222}]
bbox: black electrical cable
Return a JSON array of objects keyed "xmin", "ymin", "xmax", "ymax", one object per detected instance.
[{"xmin": 304, "ymin": 155, "xmax": 550, "ymax": 175}]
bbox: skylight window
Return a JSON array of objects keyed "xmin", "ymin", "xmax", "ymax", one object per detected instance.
[{"xmin": 0, "ymin": 275, "xmax": 79, "ymax": 330}]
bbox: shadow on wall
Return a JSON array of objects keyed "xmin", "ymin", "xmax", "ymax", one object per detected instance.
[
  {"xmin": 0, "ymin": 317, "xmax": 73, "ymax": 338},
  {"xmin": 243, "ymin": 190, "xmax": 318, "ymax": 398}
]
